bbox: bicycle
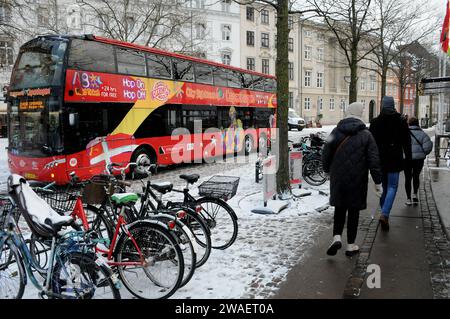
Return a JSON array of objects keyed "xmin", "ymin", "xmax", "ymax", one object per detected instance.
[{"xmin": 0, "ymin": 177, "xmax": 120, "ymax": 299}]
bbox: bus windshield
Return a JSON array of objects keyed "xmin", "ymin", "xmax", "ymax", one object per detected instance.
[{"xmin": 10, "ymin": 38, "xmax": 67, "ymax": 90}]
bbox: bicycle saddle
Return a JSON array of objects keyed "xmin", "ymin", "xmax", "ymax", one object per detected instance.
[
  {"xmin": 150, "ymin": 182, "xmax": 173, "ymax": 194},
  {"xmin": 179, "ymin": 174, "xmax": 200, "ymax": 184}
]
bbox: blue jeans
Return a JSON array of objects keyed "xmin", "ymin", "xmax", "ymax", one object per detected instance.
[{"xmin": 380, "ymin": 172, "xmax": 400, "ymax": 218}]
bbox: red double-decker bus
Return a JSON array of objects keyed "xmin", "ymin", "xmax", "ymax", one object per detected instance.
[{"xmin": 6, "ymin": 35, "xmax": 277, "ymax": 184}]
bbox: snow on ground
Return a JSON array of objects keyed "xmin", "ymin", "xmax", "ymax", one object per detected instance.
[{"xmin": 1, "ymin": 125, "xmax": 337, "ymax": 299}]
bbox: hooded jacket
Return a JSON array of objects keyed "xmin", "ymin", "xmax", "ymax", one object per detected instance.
[
  {"xmin": 322, "ymin": 117, "xmax": 382, "ymax": 210},
  {"xmin": 409, "ymin": 125, "xmax": 433, "ymax": 160},
  {"xmin": 369, "ymin": 106, "xmax": 412, "ymax": 172}
]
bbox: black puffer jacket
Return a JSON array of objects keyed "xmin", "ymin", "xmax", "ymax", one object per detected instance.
[
  {"xmin": 369, "ymin": 108, "xmax": 412, "ymax": 172},
  {"xmin": 322, "ymin": 117, "xmax": 382, "ymax": 210}
]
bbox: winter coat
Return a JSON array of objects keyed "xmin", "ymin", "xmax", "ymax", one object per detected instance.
[
  {"xmin": 322, "ymin": 117, "xmax": 382, "ymax": 210},
  {"xmin": 369, "ymin": 108, "xmax": 412, "ymax": 173},
  {"xmin": 409, "ymin": 125, "xmax": 433, "ymax": 160}
]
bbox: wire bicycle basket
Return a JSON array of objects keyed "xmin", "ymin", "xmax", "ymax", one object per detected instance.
[
  {"xmin": 35, "ymin": 188, "xmax": 82, "ymax": 214},
  {"xmin": 198, "ymin": 175, "xmax": 240, "ymax": 201}
]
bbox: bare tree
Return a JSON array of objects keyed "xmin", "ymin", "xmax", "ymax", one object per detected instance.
[
  {"xmin": 308, "ymin": 0, "xmax": 377, "ymax": 103},
  {"xmin": 363, "ymin": 0, "xmax": 438, "ymax": 111}
]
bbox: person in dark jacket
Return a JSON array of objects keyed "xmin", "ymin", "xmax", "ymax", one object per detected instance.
[
  {"xmin": 322, "ymin": 102, "xmax": 383, "ymax": 257},
  {"xmin": 404, "ymin": 116, "xmax": 433, "ymax": 205},
  {"xmin": 369, "ymin": 96, "xmax": 412, "ymax": 231}
]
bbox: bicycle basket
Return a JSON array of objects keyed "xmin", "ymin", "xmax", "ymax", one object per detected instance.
[
  {"xmin": 198, "ymin": 175, "xmax": 240, "ymax": 201},
  {"xmin": 82, "ymin": 183, "xmax": 107, "ymax": 205},
  {"xmin": 0, "ymin": 198, "xmax": 19, "ymax": 229},
  {"xmin": 35, "ymin": 188, "xmax": 81, "ymax": 214}
]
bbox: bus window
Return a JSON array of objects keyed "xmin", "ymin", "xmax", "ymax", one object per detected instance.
[
  {"xmin": 213, "ymin": 67, "xmax": 228, "ymax": 87},
  {"xmin": 265, "ymin": 78, "xmax": 276, "ymax": 93},
  {"xmin": 146, "ymin": 53, "xmax": 172, "ymax": 79},
  {"xmin": 227, "ymin": 70, "xmax": 241, "ymax": 89},
  {"xmin": 241, "ymin": 73, "xmax": 253, "ymax": 89},
  {"xmin": 172, "ymin": 59, "xmax": 194, "ymax": 82},
  {"xmin": 10, "ymin": 38, "xmax": 67, "ymax": 90},
  {"xmin": 195, "ymin": 64, "xmax": 213, "ymax": 85},
  {"xmin": 68, "ymin": 39, "xmax": 116, "ymax": 73},
  {"xmin": 251, "ymin": 76, "xmax": 265, "ymax": 91},
  {"xmin": 116, "ymin": 47, "xmax": 146, "ymax": 76}
]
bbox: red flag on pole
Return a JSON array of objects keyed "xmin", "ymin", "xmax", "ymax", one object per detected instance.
[{"xmin": 441, "ymin": 0, "xmax": 450, "ymax": 55}]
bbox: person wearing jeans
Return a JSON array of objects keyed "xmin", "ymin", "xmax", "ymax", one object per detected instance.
[
  {"xmin": 322, "ymin": 102, "xmax": 382, "ymax": 257},
  {"xmin": 369, "ymin": 96, "xmax": 412, "ymax": 230}
]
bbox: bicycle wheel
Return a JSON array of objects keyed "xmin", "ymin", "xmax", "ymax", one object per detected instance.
[
  {"xmin": 51, "ymin": 251, "xmax": 120, "ymax": 299},
  {"xmin": 167, "ymin": 206, "xmax": 212, "ymax": 268},
  {"xmin": 27, "ymin": 234, "xmax": 51, "ymax": 273},
  {"xmin": 148, "ymin": 214, "xmax": 196, "ymax": 288},
  {"xmin": 195, "ymin": 197, "xmax": 238, "ymax": 250},
  {"xmin": 302, "ymin": 159, "xmax": 327, "ymax": 186},
  {"xmin": 0, "ymin": 240, "xmax": 25, "ymax": 299},
  {"xmin": 116, "ymin": 222, "xmax": 184, "ymax": 299},
  {"xmin": 84, "ymin": 205, "xmax": 114, "ymax": 242}
]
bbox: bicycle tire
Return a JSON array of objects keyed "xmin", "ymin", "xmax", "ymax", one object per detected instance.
[
  {"xmin": 51, "ymin": 251, "xmax": 120, "ymax": 299},
  {"xmin": 115, "ymin": 222, "xmax": 184, "ymax": 299},
  {"xmin": 302, "ymin": 159, "xmax": 328, "ymax": 186},
  {"xmin": 147, "ymin": 214, "xmax": 196, "ymax": 288},
  {"xmin": 0, "ymin": 239, "xmax": 25, "ymax": 299},
  {"xmin": 165, "ymin": 206, "xmax": 212, "ymax": 268},
  {"xmin": 84, "ymin": 204, "xmax": 114, "ymax": 242},
  {"xmin": 195, "ymin": 197, "xmax": 238, "ymax": 250}
]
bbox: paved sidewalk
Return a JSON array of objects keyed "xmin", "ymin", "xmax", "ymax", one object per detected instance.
[{"xmin": 274, "ymin": 167, "xmax": 450, "ymax": 299}]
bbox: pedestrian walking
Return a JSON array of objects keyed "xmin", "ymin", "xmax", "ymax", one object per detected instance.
[
  {"xmin": 369, "ymin": 96, "xmax": 412, "ymax": 231},
  {"xmin": 322, "ymin": 102, "xmax": 383, "ymax": 257},
  {"xmin": 404, "ymin": 116, "xmax": 433, "ymax": 205}
]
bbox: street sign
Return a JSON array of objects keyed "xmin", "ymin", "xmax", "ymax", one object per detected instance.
[
  {"xmin": 289, "ymin": 151, "xmax": 302, "ymax": 187},
  {"xmin": 420, "ymin": 77, "xmax": 450, "ymax": 95}
]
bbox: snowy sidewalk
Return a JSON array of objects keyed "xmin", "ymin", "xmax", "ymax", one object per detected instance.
[{"xmin": 274, "ymin": 169, "xmax": 450, "ymax": 299}]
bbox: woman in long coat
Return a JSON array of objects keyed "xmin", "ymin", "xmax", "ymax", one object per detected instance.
[{"xmin": 322, "ymin": 102, "xmax": 383, "ymax": 256}]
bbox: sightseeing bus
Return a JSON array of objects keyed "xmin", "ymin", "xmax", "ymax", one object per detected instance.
[{"xmin": 6, "ymin": 34, "xmax": 277, "ymax": 184}]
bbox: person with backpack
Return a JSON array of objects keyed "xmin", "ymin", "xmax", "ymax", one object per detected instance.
[
  {"xmin": 369, "ymin": 96, "xmax": 412, "ymax": 231},
  {"xmin": 404, "ymin": 116, "xmax": 433, "ymax": 205},
  {"xmin": 322, "ymin": 102, "xmax": 383, "ymax": 257}
]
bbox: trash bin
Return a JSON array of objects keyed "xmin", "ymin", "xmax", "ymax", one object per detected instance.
[
  {"xmin": 445, "ymin": 119, "xmax": 450, "ymax": 132},
  {"xmin": 421, "ymin": 118, "xmax": 428, "ymax": 128}
]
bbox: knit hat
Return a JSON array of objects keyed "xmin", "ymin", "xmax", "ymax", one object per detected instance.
[
  {"xmin": 382, "ymin": 96, "xmax": 395, "ymax": 109},
  {"xmin": 345, "ymin": 102, "xmax": 364, "ymax": 120}
]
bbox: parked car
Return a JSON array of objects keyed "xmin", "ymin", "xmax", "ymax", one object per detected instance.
[{"xmin": 288, "ymin": 108, "xmax": 306, "ymax": 131}]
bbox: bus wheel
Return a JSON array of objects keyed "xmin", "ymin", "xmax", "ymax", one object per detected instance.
[
  {"xmin": 131, "ymin": 148, "xmax": 155, "ymax": 178},
  {"xmin": 244, "ymin": 135, "xmax": 254, "ymax": 155}
]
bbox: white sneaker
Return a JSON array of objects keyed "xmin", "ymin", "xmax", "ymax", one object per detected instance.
[
  {"xmin": 345, "ymin": 244, "xmax": 360, "ymax": 257},
  {"xmin": 412, "ymin": 194, "xmax": 419, "ymax": 205},
  {"xmin": 405, "ymin": 199, "xmax": 412, "ymax": 206},
  {"xmin": 326, "ymin": 235, "xmax": 342, "ymax": 256}
]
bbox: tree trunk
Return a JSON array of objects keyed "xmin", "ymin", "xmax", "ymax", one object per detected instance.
[
  {"xmin": 399, "ymin": 80, "xmax": 405, "ymax": 114},
  {"xmin": 349, "ymin": 48, "xmax": 358, "ymax": 103},
  {"xmin": 380, "ymin": 68, "xmax": 387, "ymax": 108},
  {"xmin": 275, "ymin": 0, "xmax": 290, "ymax": 195},
  {"xmin": 414, "ymin": 82, "xmax": 420, "ymax": 117}
]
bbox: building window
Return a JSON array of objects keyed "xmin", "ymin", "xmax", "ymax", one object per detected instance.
[
  {"xmin": 221, "ymin": 0, "xmax": 231, "ymax": 12},
  {"xmin": 317, "ymin": 33, "xmax": 325, "ymax": 41},
  {"xmin": 261, "ymin": 9, "xmax": 269, "ymax": 24},
  {"xmin": 330, "ymin": 98, "xmax": 335, "ymax": 111},
  {"xmin": 288, "ymin": 15, "xmax": 294, "ymax": 29},
  {"xmin": 288, "ymin": 62, "xmax": 294, "ymax": 81},
  {"xmin": 340, "ymin": 99, "xmax": 346, "ymax": 110},
  {"xmin": 304, "ymin": 97, "xmax": 311, "ymax": 110},
  {"xmin": 222, "ymin": 24, "xmax": 231, "ymax": 41},
  {"xmin": 304, "ymin": 70, "xmax": 311, "ymax": 87},
  {"xmin": 194, "ymin": 0, "xmax": 205, "ymax": 9},
  {"xmin": 222, "ymin": 52, "xmax": 231, "ymax": 65},
  {"xmin": 304, "ymin": 45, "xmax": 311, "ymax": 60},
  {"xmin": 262, "ymin": 59, "xmax": 270, "ymax": 74},
  {"xmin": 261, "ymin": 33, "xmax": 269, "ymax": 48},
  {"xmin": 0, "ymin": 41, "xmax": 13, "ymax": 66},
  {"xmin": 360, "ymin": 78, "xmax": 366, "ymax": 91},
  {"xmin": 195, "ymin": 23, "xmax": 206, "ymax": 39},
  {"xmin": 0, "ymin": 4, "xmax": 11, "ymax": 23},
  {"xmin": 289, "ymin": 92, "xmax": 294, "ymax": 108},
  {"xmin": 37, "ymin": 6, "xmax": 49, "ymax": 26},
  {"xmin": 409, "ymin": 89, "xmax": 413, "ymax": 99},
  {"xmin": 288, "ymin": 38, "xmax": 294, "ymax": 52},
  {"xmin": 246, "ymin": 31, "xmax": 254, "ymax": 46},
  {"xmin": 370, "ymin": 78, "xmax": 376, "ymax": 91},
  {"xmin": 247, "ymin": 57, "xmax": 255, "ymax": 71},
  {"xmin": 317, "ymin": 48, "xmax": 323, "ymax": 61},
  {"xmin": 360, "ymin": 100, "xmax": 366, "ymax": 109},
  {"xmin": 318, "ymin": 97, "xmax": 323, "ymax": 111},
  {"xmin": 317, "ymin": 72, "xmax": 323, "ymax": 88},
  {"xmin": 304, "ymin": 29, "xmax": 311, "ymax": 37},
  {"xmin": 246, "ymin": 6, "xmax": 254, "ymax": 21}
]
